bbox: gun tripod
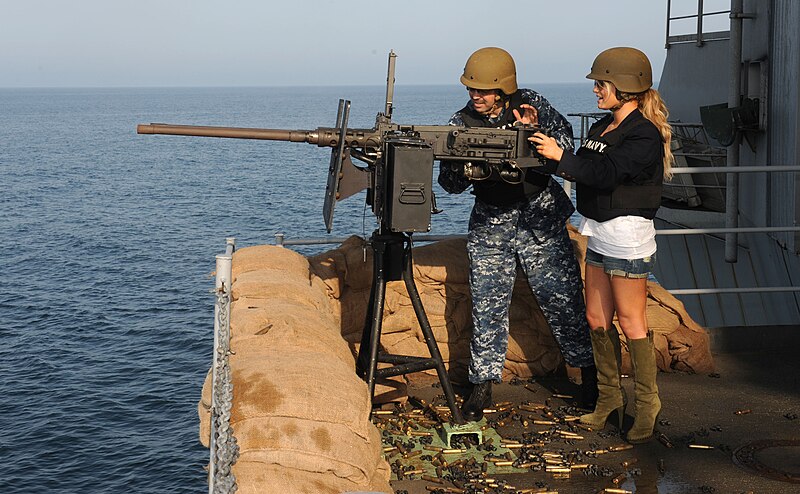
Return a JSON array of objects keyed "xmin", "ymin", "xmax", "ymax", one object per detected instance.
[{"xmin": 355, "ymin": 230, "xmax": 465, "ymax": 424}]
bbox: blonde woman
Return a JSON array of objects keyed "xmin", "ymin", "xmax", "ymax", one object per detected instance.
[{"xmin": 531, "ymin": 47, "xmax": 673, "ymax": 443}]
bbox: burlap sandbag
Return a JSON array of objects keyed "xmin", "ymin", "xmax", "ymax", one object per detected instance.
[
  {"xmin": 225, "ymin": 349, "xmax": 389, "ymax": 488},
  {"xmin": 234, "ymin": 416, "xmax": 383, "ymax": 485},
  {"xmin": 198, "ymin": 369, "xmax": 212, "ymax": 448},
  {"xmin": 232, "ymin": 269, "xmax": 331, "ymax": 311},
  {"xmin": 231, "ymin": 330, "xmax": 355, "ymax": 370},
  {"xmin": 232, "ymin": 244, "xmax": 312, "ymax": 280},
  {"xmin": 230, "ymin": 298, "xmax": 338, "ymax": 336},
  {"xmin": 229, "ymin": 352, "xmax": 373, "ymax": 441},
  {"xmin": 410, "ymin": 238, "xmax": 471, "ymax": 285},
  {"xmin": 312, "ymin": 236, "xmax": 374, "ymax": 291},
  {"xmin": 232, "ymin": 460, "xmax": 391, "ymax": 494}
]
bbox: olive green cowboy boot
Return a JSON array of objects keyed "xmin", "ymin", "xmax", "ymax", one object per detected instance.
[
  {"xmin": 626, "ymin": 333, "xmax": 661, "ymax": 443},
  {"xmin": 580, "ymin": 327, "xmax": 625, "ymax": 429}
]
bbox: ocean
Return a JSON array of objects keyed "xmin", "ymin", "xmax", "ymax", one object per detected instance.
[{"xmin": 0, "ymin": 84, "xmax": 598, "ymax": 493}]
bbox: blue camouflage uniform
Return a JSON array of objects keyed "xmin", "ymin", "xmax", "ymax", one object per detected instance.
[{"xmin": 438, "ymin": 88, "xmax": 594, "ymax": 384}]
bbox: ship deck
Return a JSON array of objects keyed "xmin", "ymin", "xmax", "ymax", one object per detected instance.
[{"xmin": 386, "ymin": 325, "xmax": 800, "ymax": 494}]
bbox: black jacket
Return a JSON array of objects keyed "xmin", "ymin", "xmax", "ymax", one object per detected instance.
[{"xmin": 556, "ymin": 109, "xmax": 663, "ymax": 222}]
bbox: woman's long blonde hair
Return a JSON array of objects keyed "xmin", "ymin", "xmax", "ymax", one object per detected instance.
[
  {"xmin": 637, "ymin": 88, "xmax": 674, "ymax": 180},
  {"xmin": 605, "ymin": 82, "xmax": 674, "ymax": 180}
]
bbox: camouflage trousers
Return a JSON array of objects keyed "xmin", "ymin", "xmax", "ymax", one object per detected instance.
[{"xmin": 466, "ymin": 181, "xmax": 593, "ymax": 383}]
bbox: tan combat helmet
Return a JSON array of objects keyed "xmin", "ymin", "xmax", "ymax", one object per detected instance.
[
  {"xmin": 587, "ymin": 47, "xmax": 653, "ymax": 93},
  {"xmin": 460, "ymin": 47, "xmax": 518, "ymax": 96}
]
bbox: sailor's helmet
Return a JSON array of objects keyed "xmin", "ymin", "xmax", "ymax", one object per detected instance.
[
  {"xmin": 460, "ymin": 47, "xmax": 518, "ymax": 96},
  {"xmin": 586, "ymin": 47, "xmax": 653, "ymax": 93}
]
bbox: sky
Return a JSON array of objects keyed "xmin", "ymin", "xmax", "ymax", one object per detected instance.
[{"xmin": 0, "ymin": 0, "xmax": 731, "ymax": 88}]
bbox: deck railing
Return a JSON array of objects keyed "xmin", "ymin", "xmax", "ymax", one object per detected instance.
[
  {"xmin": 665, "ymin": 0, "xmax": 731, "ymax": 47},
  {"xmin": 269, "ymin": 110, "xmax": 800, "ymax": 298}
]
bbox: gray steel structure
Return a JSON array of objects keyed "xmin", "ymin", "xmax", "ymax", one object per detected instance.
[{"xmin": 654, "ymin": 0, "xmax": 800, "ymax": 327}]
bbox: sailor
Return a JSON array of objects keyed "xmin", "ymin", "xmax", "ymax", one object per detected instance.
[
  {"xmin": 531, "ymin": 46, "xmax": 674, "ymax": 443},
  {"xmin": 438, "ymin": 47, "xmax": 596, "ymax": 422}
]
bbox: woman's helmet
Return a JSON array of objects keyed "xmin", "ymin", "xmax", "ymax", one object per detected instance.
[
  {"xmin": 460, "ymin": 47, "xmax": 518, "ymax": 96},
  {"xmin": 586, "ymin": 47, "xmax": 652, "ymax": 93}
]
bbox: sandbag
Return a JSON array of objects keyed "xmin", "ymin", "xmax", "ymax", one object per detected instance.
[
  {"xmin": 232, "ymin": 244, "xmax": 311, "ymax": 280},
  {"xmin": 232, "ymin": 459, "xmax": 391, "ymax": 494}
]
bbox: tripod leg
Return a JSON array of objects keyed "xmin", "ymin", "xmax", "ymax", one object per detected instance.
[
  {"xmin": 356, "ymin": 271, "xmax": 377, "ymax": 377},
  {"xmin": 402, "ymin": 242, "xmax": 465, "ymax": 424},
  {"xmin": 357, "ymin": 237, "xmax": 388, "ymax": 402}
]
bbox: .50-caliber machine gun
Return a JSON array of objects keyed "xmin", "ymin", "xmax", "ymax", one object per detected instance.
[{"xmin": 138, "ymin": 51, "xmax": 544, "ymax": 425}]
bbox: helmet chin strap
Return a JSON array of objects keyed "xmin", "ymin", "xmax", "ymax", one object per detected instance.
[
  {"xmin": 484, "ymin": 94, "xmax": 507, "ymax": 117},
  {"xmin": 611, "ymin": 90, "xmax": 639, "ymax": 112}
]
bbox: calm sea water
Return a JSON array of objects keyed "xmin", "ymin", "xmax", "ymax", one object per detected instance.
[{"xmin": 0, "ymin": 84, "xmax": 598, "ymax": 493}]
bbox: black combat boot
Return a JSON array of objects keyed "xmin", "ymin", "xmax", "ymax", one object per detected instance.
[
  {"xmin": 580, "ymin": 365, "xmax": 599, "ymax": 410},
  {"xmin": 461, "ymin": 381, "xmax": 492, "ymax": 422}
]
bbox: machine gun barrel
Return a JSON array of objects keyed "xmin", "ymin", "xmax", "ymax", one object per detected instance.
[{"xmin": 136, "ymin": 123, "xmax": 357, "ymax": 147}]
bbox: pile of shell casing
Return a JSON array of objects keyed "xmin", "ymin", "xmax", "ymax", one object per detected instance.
[{"xmin": 372, "ymin": 388, "xmax": 649, "ymax": 494}]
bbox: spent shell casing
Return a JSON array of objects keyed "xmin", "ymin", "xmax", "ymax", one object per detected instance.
[
  {"xmin": 570, "ymin": 463, "xmax": 590, "ymax": 470},
  {"xmin": 405, "ymin": 449, "xmax": 422, "ymax": 458},
  {"xmin": 442, "ymin": 448, "xmax": 467, "ymax": 454},
  {"xmin": 533, "ymin": 420, "xmax": 557, "ymax": 425},
  {"xmin": 603, "ymin": 489, "xmax": 633, "ymax": 494},
  {"xmin": 545, "ymin": 466, "xmax": 571, "ymax": 473},
  {"xmin": 405, "ymin": 468, "xmax": 425, "ymax": 475},
  {"xmin": 734, "ymin": 409, "xmax": 752, "ymax": 415},
  {"xmin": 608, "ymin": 443, "xmax": 634, "ymax": 452},
  {"xmin": 424, "ymin": 445, "xmax": 443, "ymax": 452},
  {"xmin": 494, "ymin": 460, "xmax": 514, "ymax": 466},
  {"xmin": 421, "ymin": 475, "xmax": 443, "ymax": 484},
  {"xmin": 426, "ymin": 487, "xmax": 464, "ymax": 493},
  {"xmin": 373, "ymin": 410, "xmax": 394, "ymax": 415},
  {"xmin": 552, "ymin": 394, "xmax": 573, "ymax": 399},
  {"xmin": 612, "ymin": 473, "xmax": 627, "ymax": 485},
  {"xmin": 688, "ymin": 444, "xmax": 714, "ymax": 449},
  {"xmin": 621, "ymin": 458, "xmax": 638, "ymax": 468},
  {"xmin": 657, "ymin": 458, "xmax": 665, "ymax": 474},
  {"xmin": 657, "ymin": 432, "xmax": 674, "ymax": 448}
]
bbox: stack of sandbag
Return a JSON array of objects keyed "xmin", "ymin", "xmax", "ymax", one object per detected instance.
[
  {"xmin": 310, "ymin": 225, "xmax": 714, "ymax": 380},
  {"xmin": 198, "ymin": 245, "xmax": 391, "ymax": 494},
  {"xmin": 309, "ymin": 237, "xmax": 565, "ymax": 383}
]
